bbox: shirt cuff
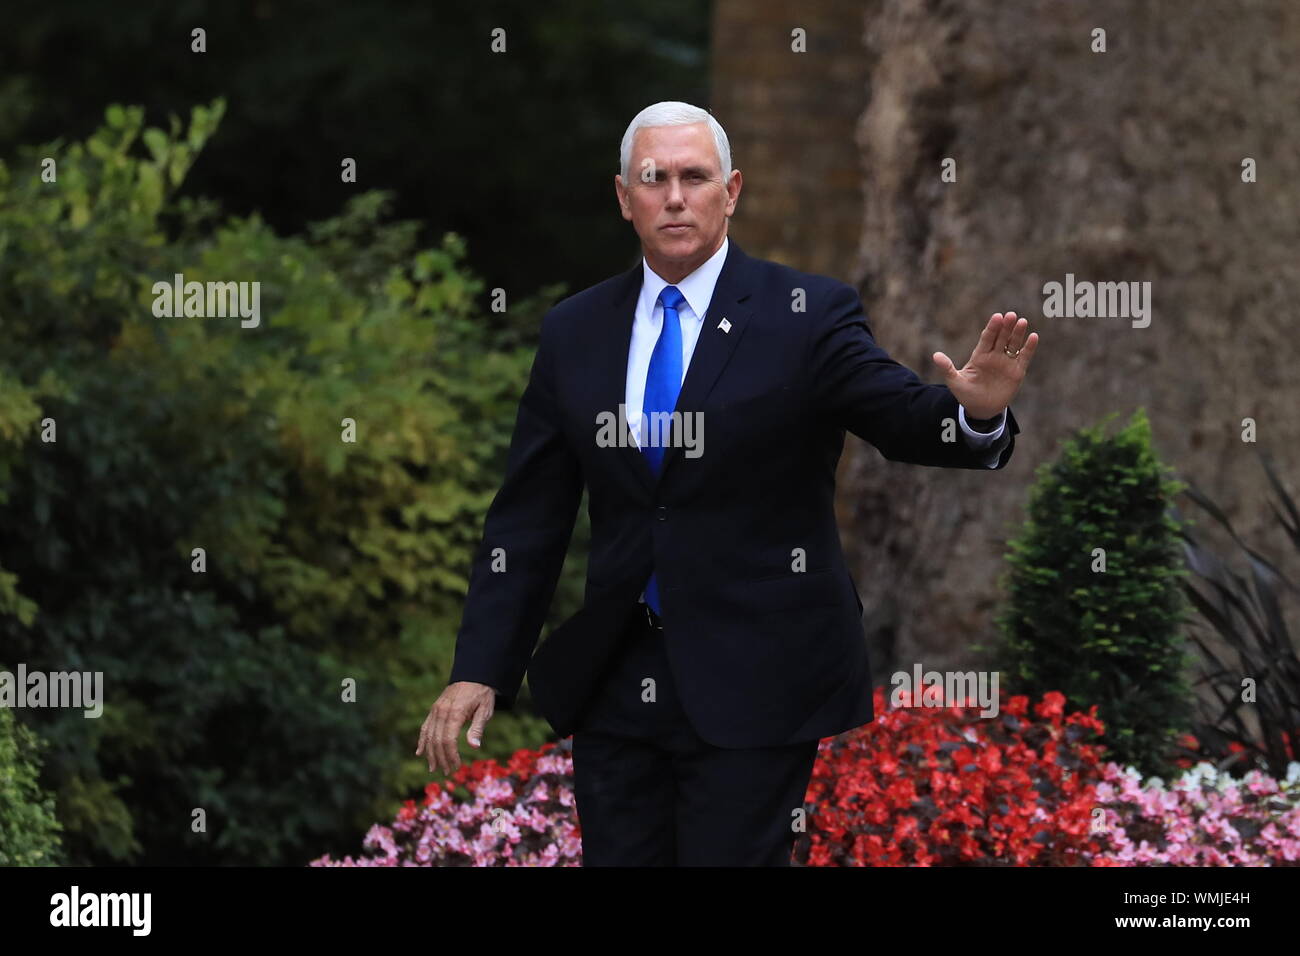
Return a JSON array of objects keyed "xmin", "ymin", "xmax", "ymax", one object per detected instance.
[
  {"xmin": 957, "ymin": 405, "xmax": 1010, "ymax": 468},
  {"xmin": 958, "ymin": 404, "xmax": 1007, "ymax": 440}
]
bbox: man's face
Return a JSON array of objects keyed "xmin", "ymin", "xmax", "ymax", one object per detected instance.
[{"xmin": 615, "ymin": 122, "xmax": 742, "ymax": 283}]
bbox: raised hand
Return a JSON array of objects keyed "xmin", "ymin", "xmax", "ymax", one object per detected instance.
[{"xmin": 931, "ymin": 311, "xmax": 1039, "ymax": 420}]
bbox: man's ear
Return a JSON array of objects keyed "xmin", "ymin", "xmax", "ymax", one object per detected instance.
[
  {"xmin": 726, "ymin": 169, "xmax": 743, "ymax": 214},
  {"xmin": 614, "ymin": 175, "xmax": 632, "ymax": 221}
]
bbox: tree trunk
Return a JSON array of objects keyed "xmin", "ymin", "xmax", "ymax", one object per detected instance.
[{"xmin": 711, "ymin": 0, "xmax": 1300, "ymax": 680}]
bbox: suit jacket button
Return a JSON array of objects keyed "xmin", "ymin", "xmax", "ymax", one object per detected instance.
[{"xmin": 655, "ymin": 506, "xmax": 668, "ymax": 521}]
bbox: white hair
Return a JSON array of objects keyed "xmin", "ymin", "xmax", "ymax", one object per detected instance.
[{"xmin": 619, "ymin": 101, "xmax": 732, "ymax": 184}]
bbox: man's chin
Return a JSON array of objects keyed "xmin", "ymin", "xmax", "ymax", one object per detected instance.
[{"xmin": 653, "ymin": 236, "xmax": 700, "ymax": 259}]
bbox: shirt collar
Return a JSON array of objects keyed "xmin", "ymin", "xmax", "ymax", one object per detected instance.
[{"xmin": 639, "ymin": 234, "xmax": 730, "ymax": 322}]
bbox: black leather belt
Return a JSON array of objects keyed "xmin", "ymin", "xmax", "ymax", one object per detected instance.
[{"xmin": 641, "ymin": 602, "xmax": 664, "ymax": 631}]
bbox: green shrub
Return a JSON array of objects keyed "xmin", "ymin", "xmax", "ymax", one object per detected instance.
[
  {"xmin": 0, "ymin": 102, "xmax": 569, "ymax": 863},
  {"xmin": 0, "ymin": 706, "xmax": 65, "ymax": 866},
  {"xmin": 982, "ymin": 408, "xmax": 1195, "ymax": 777}
]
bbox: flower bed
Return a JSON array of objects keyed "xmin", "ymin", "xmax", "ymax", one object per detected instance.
[
  {"xmin": 1091, "ymin": 761, "xmax": 1300, "ymax": 865},
  {"xmin": 311, "ymin": 746, "xmax": 582, "ymax": 866},
  {"xmin": 309, "ymin": 690, "xmax": 1300, "ymax": 866},
  {"xmin": 797, "ymin": 689, "xmax": 1105, "ymax": 866}
]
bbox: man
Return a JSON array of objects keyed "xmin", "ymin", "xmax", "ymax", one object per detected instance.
[{"xmin": 416, "ymin": 101, "xmax": 1038, "ymax": 865}]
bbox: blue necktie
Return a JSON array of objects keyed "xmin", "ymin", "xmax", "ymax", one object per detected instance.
[{"xmin": 642, "ymin": 285, "xmax": 685, "ymax": 615}]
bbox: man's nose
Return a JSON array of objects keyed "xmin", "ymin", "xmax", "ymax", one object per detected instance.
[{"xmin": 666, "ymin": 178, "xmax": 686, "ymax": 207}]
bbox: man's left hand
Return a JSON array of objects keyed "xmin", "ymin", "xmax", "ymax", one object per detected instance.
[{"xmin": 931, "ymin": 311, "xmax": 1039, "ymax": 420}]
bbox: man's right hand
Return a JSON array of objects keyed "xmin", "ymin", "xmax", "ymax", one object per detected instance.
[{"xmin": 415, "ymin": 681, "xmax": 496, "ymax": 776}]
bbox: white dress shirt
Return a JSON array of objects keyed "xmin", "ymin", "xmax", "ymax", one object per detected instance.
[{"xmin": 624, "ymin": 236, "xmax": 729, "ymax": 449}]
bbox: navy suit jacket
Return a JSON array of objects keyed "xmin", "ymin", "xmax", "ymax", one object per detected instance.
[{"xmin": 448, "ymin": 238, "xmax": 1019, "ymax": 748}]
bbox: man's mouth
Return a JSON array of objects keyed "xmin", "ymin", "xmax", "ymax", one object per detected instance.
[{"xmin": 662, "ymin": 224, "xmax": 692, "ymax": 233}]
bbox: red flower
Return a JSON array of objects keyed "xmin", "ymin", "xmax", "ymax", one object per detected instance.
[{"xmin": 798, "ymin": 687, "xmax": 1105, "ymax": 866}]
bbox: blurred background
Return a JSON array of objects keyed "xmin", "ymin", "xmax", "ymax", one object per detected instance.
[{"xmin": 1, "ymin": 0, "xmax": 1297, "ymax": 866}]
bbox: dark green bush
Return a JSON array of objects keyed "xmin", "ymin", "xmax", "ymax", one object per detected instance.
[
  {"xmin": 0, "ymin": 705, "xmax": 65, "ymax": 866},
  {"xmin": 982, "ymin": 408, "xmax": 1195, "ymax": 777},
  {"xmin": 0, "ymin": 102, "xmax": 569, "ymax": 864}
]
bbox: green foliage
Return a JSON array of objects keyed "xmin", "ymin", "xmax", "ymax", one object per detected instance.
[
  {"xmin": 982, "ymin": 408, "xmax": 1195, "ymax": 777},
  {"xmin": 0, "ymin": 101, "xmax": 572, "ymax": 863},
  {"xmin": 1177, "ymin": 452, "xmax": 1300, "ymax": 777},
  {"xmin": 0, "ymin": 706, "xmax": 66, "ymax": 865},
  {"xmin": 0, "ymin": 0, "xmax": 710, "ymax": 298}
]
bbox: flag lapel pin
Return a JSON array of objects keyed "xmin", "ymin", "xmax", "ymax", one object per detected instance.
[{"xmin": 718, "ymin": 317, "xmax": 731, "ymax": 333}]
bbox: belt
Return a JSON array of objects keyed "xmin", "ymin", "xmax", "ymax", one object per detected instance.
[{"xmin": 640, "ymin": 602, "xmax": 664, "ymax": 631}]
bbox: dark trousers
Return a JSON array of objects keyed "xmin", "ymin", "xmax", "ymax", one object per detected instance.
[{"xmin": 571, "ymin": 604, "xmax": 821, "ymax": 866}]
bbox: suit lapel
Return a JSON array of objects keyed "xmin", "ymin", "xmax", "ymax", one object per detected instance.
[
  {"xmin": 594, "ymin": 238, "xmax": 757, "ymax": 495},
  {"xmin": 597, "ymin": 261, "xmax": 658, "ymax": 495},
  {"xmin": 658, "ymin": 239, "xmax": 755, "ymax": 480}
]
